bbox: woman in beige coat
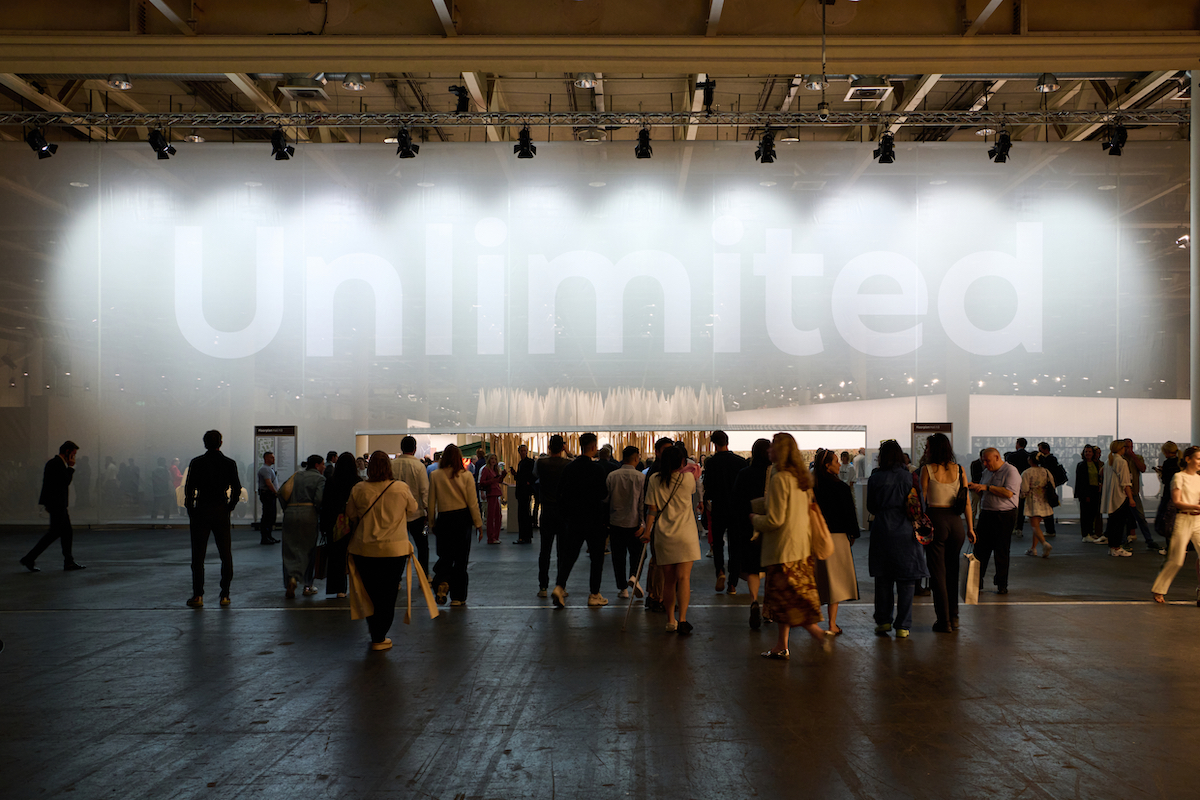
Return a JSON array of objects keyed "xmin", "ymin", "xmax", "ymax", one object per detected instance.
[
  {"xmin": 750, "ymin": 433, "xmax": 827, "ymax": 660},
  {"xmin": 428, "ymin": 444, "xmax": 484, "ymax": 606}
]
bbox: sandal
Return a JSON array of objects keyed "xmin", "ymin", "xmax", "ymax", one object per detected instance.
[
  {"xmin": 760, "ymin": 649, "xmax": 789, "ymax": 660},
  {"xmin": 1153, "ymin": 593, "xmax": 1166, "ymax": 604}
]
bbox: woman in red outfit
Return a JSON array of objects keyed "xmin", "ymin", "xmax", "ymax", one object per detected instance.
[{"xmin": 480, "ymin": 453, "xmax": 504, "ymax": 544}]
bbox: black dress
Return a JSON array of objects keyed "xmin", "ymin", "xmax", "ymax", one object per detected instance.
[
  {"xmin": 731, "ymin": 457, "xmax": 770, "ymax": 575},
  {"xmin": 320, "ymin": 474, "xmax": 360, "ymax": 595}
]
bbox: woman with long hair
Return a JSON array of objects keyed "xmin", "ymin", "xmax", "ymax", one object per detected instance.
[
  {"xmin": 345, "ymin": 451, "xmax": 418, "ymax": 650},
  {"xmin": 918, "ymin": 433, "xmax": 974, "ymax": 633},
  {"xmin": 812, "ymin": 448, "xmax": 860, "ymax": 636},
  {"xmin": 1075, "ymin": 445, "xmax": 1104, "ymax": 543},
  {"xmin": 479, "ymin": 453, "xmax": 504, "ymax": 545},
  {"xmin": 319, "ymin": 450, "xmax": 359, "ymax": 598},
  {"xmin": 643, "ymin": 445, "xmax": 701, "ymax": 634},
  {"xmin": 428, "ymin": 444, "xmax": 483, "ymax": 606},
  {"xmin": 1155, "ymin": 441, "xmax": 1183, "ymax": 541},
  {"xmin": 1020, "ymin": 453, "xmax": 1055, "ymax": 558},
  {"xmin": 1152, "ymin": 446, "xmax": 1200, "ymax": 603},
  {"xmin": 1101, "ymin": 440, "xmax": 1135, "ymax": 558},
  {"xmin": 732, "ymin": 438, "xmax": 771, "ymax": 629},
  {"xmin": 751, "ymin": 433, "xmax": 827, "ymax": 659},
  {"xmin": 868, "ymin": 440, "xmax": 929, "ymax": 638}
]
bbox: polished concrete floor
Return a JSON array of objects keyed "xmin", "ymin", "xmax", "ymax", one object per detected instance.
[{"xmin": 3, "ymin": 521, "xmax": 1199, "ymax": 799}]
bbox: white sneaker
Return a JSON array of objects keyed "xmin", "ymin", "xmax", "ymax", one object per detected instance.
[
  {"xmin": 618, "ymin": 588, "xmax": 629, "ymax": 599},
  {"xmin": 1082, "ymin": 535, "xmax": 1104, "ymax": 544},
  {"xmin": 1110, "ymin": 548, "xmax": 1133, "ymax": 558},
  {"xmin": 587, "ymin": 593, "xmax": 609, "ymax": 607}
]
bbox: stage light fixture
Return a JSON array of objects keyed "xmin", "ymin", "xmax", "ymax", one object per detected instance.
[
  {"xmin": 450, "ymin": 85, "xmax": 471, "ymax": 113},
  {"xmin": 575, "ymin": 73, "xmax": 597, "ymax": 89},
  {"xmin": 755, "ymin": 130, "xmax": 777, "ymax": 163},
  {"xmin": 148, "ymin": 129, "xmax": 177, "ymax": 160},
  {"xmin": 1035, "ymin": 73, "xmax": 1060, "ymax": 93},
  {"xmin": 582, "ymin": 127, "xmax": 605, "ymax": 143},
  {"xmin": 634, "ymin": 128, "xmax": 652, "ymax": 159},
  {"xmin": 697, "ymin": 79, "xmax": 716, "ymax": 113},
  {"xmin": 24, "ymin": 128, "xmax": 57, "ymax": 159},
  {"xmin": 342, "ymin": 73, "xmax": 366, "ymax": 91},
  {"xmin": 270, "ymin": 129, "xmax": 295, "ymax": 161},
  {"xmin": 1102, "ymin": 123, "xmax": 1127, "ymax": 156},
  {"xmin": 184, "ymin": 132, "xmax": 205, "ymax": 143},
  {"xmin": 803, "ymin": 74, "xmax": 828, "ymax": 91},
  {"xmin": 107, "ymin": 74, "xmax": 132, "ymax": 90},
  {"xmin": 873, "ymin": 132, "xmax": 895, "ymax": 164},
  {"xmin": 987, "ymin": 130, "xmax": 1012, "ymax": 163},
  {"xmin": 514, "ymin": 126, "xmax": 537, "ymax": 159},
  {"xmin": 395, "ymin": 127, "xmax": 419, "ymax": 159}
]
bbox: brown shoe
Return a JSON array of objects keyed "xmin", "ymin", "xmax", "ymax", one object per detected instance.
[{"xmin": 715, "ymin": 572, "xmax": 726, "ymax": 593}]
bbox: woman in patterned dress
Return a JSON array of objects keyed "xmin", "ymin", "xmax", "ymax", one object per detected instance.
[{"xmin": 1020, "ymin": 453, "xmax": 1055, "ymax": 558}]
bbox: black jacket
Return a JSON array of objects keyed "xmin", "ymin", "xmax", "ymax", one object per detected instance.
[
  {"xmin": 814, "ymin": 469, "xmax": 860, "ymax": 542},
  {"xmin": 702, "ymin": 450, "xmax": 748, "ymax": 509},
  {"xmin": 1074, "ymin": 459, "xmax": 1102, "ymax": 499},
  {"xmin": 559, "ymin": 455, "xmax": 609, "ymax": 523},
  {"xmin": 1004, "ymin": 448, "xmax": 1032, "ymax": 474},
  {"xmin": 38, "ymin": 455, "xmax": 74, "ymax": 509},
  {"xmin": 184, "ymin": 449, "xmax": 242, "ymax": 512}
]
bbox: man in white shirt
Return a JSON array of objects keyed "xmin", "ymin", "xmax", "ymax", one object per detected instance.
[
  {"xmin": 606, "ymin": 446, "xmax": 645, "ymax": 599},
  {"xmin": 967, "ymin": 447, "xmax": 1022, "ymax": 594},
  {"xmin": 392, "ymin": 435, "xmax": 431, "ymax": 573}
]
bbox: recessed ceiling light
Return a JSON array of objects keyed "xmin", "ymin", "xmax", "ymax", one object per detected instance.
[
  {"xmin": 244, "ymin": 181, "xmax": 262, "ymax": 188},
  {"xmin": 69, "ymin": 181, "xmax": 89, "ymax": 188},
  {"xmin": 928, "ymin": 179, "xmax": 948, "ymax": 185},
  {"xmin": 185, "ymin": 133, "xmax": 205, "ymax": 143},
  {"xmin": 417, "ymin": 181, "xmax": 435, "ymax": 187},
  {"xmin": 588, "ymin": 181, "xmax": 606, "ymax": 187},
  {"xmin": 383, "ymin": 136, "xmax": 398, "ymax": 143},
  {"xmin": 1098, "ymin": 184, "xmax": 1117, "ymax": 190},
  {"xmin": 975, "ymin": 127, "xmax": 997, "ymax": 136},
  {"xmin": 759, "ymin": 181, "xmax": 776, "ymax": 187}
]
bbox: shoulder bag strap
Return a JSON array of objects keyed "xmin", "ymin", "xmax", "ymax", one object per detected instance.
[{"xmin": 351, "ymin": 481, "xmax": 395, "ymax": 536}]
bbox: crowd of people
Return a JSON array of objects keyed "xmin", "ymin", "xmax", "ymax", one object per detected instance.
[{"xmin": 17, "ymin": 429, "xmax": 1200, "ymax": 657}]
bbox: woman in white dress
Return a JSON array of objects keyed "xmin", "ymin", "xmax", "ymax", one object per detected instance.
[
  {"xmin": 1019, "ymin": 453, "xmax": 1055, "ymax": 558},
  {"xmin": 643, "ymin": 445, "xmax": 701, "ymax": 635},
  {"xmin": 1152, "ymin": 446, "xmax": 1200, "ymax": 604}
]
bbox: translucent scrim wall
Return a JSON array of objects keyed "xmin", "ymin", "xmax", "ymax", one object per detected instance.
[{"xmin": 0, "ymin": 139, "xmax": 1189, "ymax": 521}]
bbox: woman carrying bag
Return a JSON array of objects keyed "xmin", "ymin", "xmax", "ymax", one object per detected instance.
[
  {"xmin": 345, "ymin": 451, "xmax": 422, "ymax": 651},
  {"xmin": 642, "ymin": 444, "xmax": 700, "ymax": 635},
  {"xmin": 320, "ymin": 451, "xmax": 360, "ymax": 599},
  {"xmin": 919, "ymin": 433, "xmax": 974, "ymax": 633},
  {"xmin": 813, "ymin": 448, "xmax": 860, "ymax": 636}
]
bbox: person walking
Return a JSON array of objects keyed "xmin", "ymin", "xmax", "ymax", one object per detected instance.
[
  {"xmin": 320, "ymin": 451, "xmax": 360, "ymax": 598},
  {"xmin": 256, "ymin": 451, "xmax": 280, "ymax": 545},
  {"xmin": 552, "ymin": 433, "xmax": 611, "ymax": 608},
  {"xmin": 181, "ymin": 431, "xmax": 241, "ymax": 606},
  {"xmin": 918, "ymin": 434, "xmax": 972, "ymax": 633},
  {"xmin": 479, "ymin": 453, "xmax": 504, "ymax": 545},
  {"xmin": 1152, "ymin": 446, "xmax": 1200, "ymax": 604},
  {"xmin": 1020, "ymin": 454, "xmax": 1056, "ymax": 558},
  {"xmin": 428, "ymin": 444, "xmax": 483, "ymax": 607},
  {"xmin": 644, "ymin": 444, "xmax": 700, "ymax": 634},
  {"xmin": 1036, "ymin": 442, "xmax": 1066, "ymax": 537},
  {"xmin": 732, "ymin": 438, "xmax": 771, "ymax": 630},
  {"xmin": 150, "ymin": 457, "xmax": 173, "ymax": 521},
  {"xmin": 967, "ymin": 447, "xmax": 1022, "ymax": 594},
  {"xmin": 1101, "ymin": 440, "xmax": 1135, "ymax": 558},
  {"xmin": 391, "ymin": 436, "xmax": 431, "ymax": 574},
  {"xmin": 346, "ymin": 451, "xmax": 420, "ymax": 650},
  {"xmin": 535, "ymin": 436, "xmax": 571, "ymax": 598},
  {"xmin": 21, "ymin": 441, "xmax": 85, "ymax": 573},
  {"xmin": 510, "ymin": 444, "xmax": 536, "ymax": 544},
  {"xmin": 1076, "ymin": 445, "xmax": 1105, "ymax": 543},
  {"xmin": 868, "ymin": 439, "xmax": 929, "ymax": 637},
  {"xmin": 751, "ymin": 432, "xmax": 827, "ymax": 657},
  {"xmin": 606, "ymin": 445, "xmax": 645, "ymax": 599},
  {"xmin": 1124, "ymin": 439, "xmax": 1162, "ymax": 553},
  {"xmin": 1155, "ymin": 442, "xmax": 1183, "ymax": 542},
  {"xmin": 281, "ymin": 455, "xmax": 326, "ymax": 598},
  {"xmin": 702, "ymin": 430, "xmax": 747, "ymax": 595},
  {"xmin": 1004, "ymin": 439, "xmax": 1033, "ymax": 537},
  {"xmin": 813, "ymin": 448, "xmax": 860, "ymax": 636}
]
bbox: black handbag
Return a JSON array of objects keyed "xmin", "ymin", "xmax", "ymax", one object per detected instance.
[
  {"xmin": 1043, "ymin": 482, "xmax": 1061, "ymax": 508},
  {"xmin": 951, "ymin": 465, "xmax": 968, "ymax": 515}
]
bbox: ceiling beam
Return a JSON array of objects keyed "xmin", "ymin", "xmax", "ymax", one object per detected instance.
[
  {"xmin": 706, "ymin": 0, "xmax": 725, "ymax": 37},
  {"xmin": 2, "ymin": 34, "xmax": 1197, "ymax": 74},
  {"xmin": 430, "ymin": 0, "xmax": 456, "ymax": 37},
  {"xmin": 887, "ymin": 74, "xmax": 942, "ymax": 133},
  {"xmin": 963, "ymin": 0, "xmax": 1005, "ymax": 37},
  {"xmin": 224, "ymin": 72, "xmax": 310, "ymax": 141},
  {"xmin": 684, "ymin": 72, "xmax": 707, "ymax": 141},
  {"xmin": 146, "ymin": 0, "xmax": 196, "ymax": 36},
  {"xmin": 0, "ymin": 73, "xmax": 114, "ymax": 140},
  {"xmin": 1064, "ymin": 71, "xmax": 1177, "ymax": 141},
  {"xmin": 460, "ymin": 71, "xmax": 500, "ymax": 141}
]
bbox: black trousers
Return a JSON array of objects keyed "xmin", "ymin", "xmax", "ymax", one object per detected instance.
[
  {"xmin": 149, "ymin": 494, "xmax": 173, "ymax": 520},
  {"xmin": 355, "ymin": 554, "xmax": 406, "ymax": 643},
  {"xmin": 432, "ymin": 508, "xmax": 473, "ymax": 601},
  {"xmin": 258, "ymin": 490, "xmax": 277, "ymax": 539},
  {"xmin": 189, "ymin": 505, "xmax": 233, "ymax": 598},
  {"xmin": 1106, "ymin": 501, "xmax": 1134, "ymax": 548},
  {"xmin": 25, "ymin": 506, "xmax": 74, "ymax": 565},
  {"xmin": 325, "ymin": 536, "xmax": 350, "ymax": 595},
  {"xmin": 926, "ymin": 507, "xmax": 967, "ymax": 624},
  {"xmin": 1078, "ymin": 491, "xmax": 1102, "ymax": 537},
  {"xmin": 516, "ymin": 490, "xmax": 534, "ymax": 543},
  {"xmin": 408, "ymin": 517, "xmax": 429, "ymax": 575},
  {"xmin": 538, "ymin": 508, "xmax": 565, "ymax": 590},
  {"xmin": 709, "ymin": 504, "xmax": 736, "ymax": 581},
  {"xmin": 974, "ymin": 508, "xmax": 1016, "ymax": 591},
  {"xmin": 608, "ymin": 524, "xmax": 642, "ymax": 592},
  {"xmin": 1014, "ymin": 497, "xmax": 1026, "ymax": 531},
  {"xmin": 557, "ymin": 518, "xmax": 607, "ymax": 595}
]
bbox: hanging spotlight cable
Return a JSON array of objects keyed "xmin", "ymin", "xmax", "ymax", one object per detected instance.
[
  {"xmin": 24, "ymin": 128, "xmax": 57, "ymax": 159},
  {"xmin": 1102, "ymin": 123, "xmax": 1127, "ymax": 156},
  {"xmin": 148, "ymin": 129, "xmax": 177, "ymax": 160},
  {"xmin": 873, "ymin": 132, "xmax": 895, "ymax": 164},
  {"xmin": 514, "ymin": 126, "xmax": 537, "ymax": 159},
  {"xmin": 634, "ymin": 127, "xmax": 653, "ymax": 159},
  {"xmin": 395, "ymin": 127, "xmax": 419, "ymax": 158},
  {"xmin": 270, "ymin": 129, "xmax": 295, "ymax": 161},
  {"xmin": 987, "ymin": 129, "xmax": 1012, "ymax": 163},
  {"xmin": 755, "ymin": 129, "xmax": 777, "ymax": 163}
]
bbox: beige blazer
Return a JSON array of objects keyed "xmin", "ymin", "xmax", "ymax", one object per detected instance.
[
  {"xmin": 751, "ymin": 470, "xmax": 811, "ymax": 566},
  {"xmin": 391, "ymin": 454, "xmax": 430, "ymax": 518}
]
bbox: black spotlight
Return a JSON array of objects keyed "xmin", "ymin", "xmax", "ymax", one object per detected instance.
[
  {"xmin": 148, "ymin": 129, "xmax": 176, "ymax": 160},
  {"xmin": 270, "ymin": 129, "xmax": 295, "ymax": 161},
  {"xmin": 450, "ymin": 85, "xmax": 470, "ymax": 113},
  {"xmin": 988, "ymin": 130, "xmax": 1012, "ymax": 163},
  {"xmin": 697, "ymin": 79, "xmax": 716, "ymax": 113},
  {"xmin": 396, "ymin": 127, "xmax": 419, "ymax": 159},
  {"xmin": 514, "ymin": 126, "xmax": 536, "ymax": 159},
  {"xmin": 755, "ymin": 129, "xmax": 776, "ymax": 164},
  {"xmin": 634, "ymin": 128, "xmax": 653, "ymax": 159},
  {"xmin": 24, "ymin": 128, "xmax": 57, "ymax": 159},
  {"xmin": 1102, "ymin": 123, "xmax": 1127, "ymax": 157},
  {"xmin": 873, "ymin": 132, "xmax": 895, "ymax": 164}
]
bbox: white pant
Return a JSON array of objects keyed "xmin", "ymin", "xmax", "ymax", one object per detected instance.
[{"xmin": 1151, "ymin": 514, "xmax": 1200, "ymax": 596}]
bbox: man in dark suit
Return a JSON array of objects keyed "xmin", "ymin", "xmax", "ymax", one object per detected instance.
[
  {"xmin": 509, "ymin": 444, "xmax": 537, "ymax": 544},
  {"xmin": 21, "ymin": 440, "xmax": 85, "ymax": 572},
  {"xmin": 183, "ymin": 430, "xmax": 242, "ymax": 608},
  {"xmin": 552, "ymin": 432, "xmax": 610, "ymax": 608},
  {"xmin": 1004, "ymin": 438, "xmax": 1032, "ymax": 535}
]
